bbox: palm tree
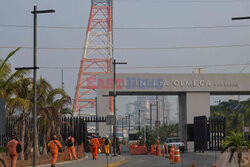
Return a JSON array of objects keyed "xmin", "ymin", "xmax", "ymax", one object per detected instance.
[
  {"xmin": 222, "ymin": 132, "xmax": 248, "ymax": 167},
  {"xmin": 0, "ymin": 47, "xmax": 28, "ymax": 115},
  {"xmin": 35, "ymin": 78, "xmax": 71, "ymax": 153},
  {"xmin": 10, "ymin": 76, "xmax": 32, "ymax": 159},
  {"xmin": 39, "ymin": 87, "xmax": 71, "ymax": 142}
]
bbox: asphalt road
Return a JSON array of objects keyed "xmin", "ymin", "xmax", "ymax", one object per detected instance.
[{"xmin": 119, "ymin": 146, "xmax": 221, "ymax": 167}]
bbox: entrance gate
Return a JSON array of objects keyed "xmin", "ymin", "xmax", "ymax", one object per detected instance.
[{"xmin": 194, "ymin": 116, "xmax": 226, "ymax": 151}]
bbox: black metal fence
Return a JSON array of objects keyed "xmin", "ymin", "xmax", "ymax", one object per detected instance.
[
  {"xmin": 194, "ymin": 116, "xmax": 208, "ymax": 152},
  {"xmin": 0, "ymin": 116, "xmax": 106, "ymax": 150},
  {"xmin": 193, "ymin": 116, "xmax": 226, "ymax": 151},
  {"xmin": 208, "ymin": 117, "xmax": 226, "ymax": 150}
]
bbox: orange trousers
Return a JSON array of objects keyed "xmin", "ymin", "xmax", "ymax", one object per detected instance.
[
  {"xmin": 92, "ymin": 147, "xmax": 98, "ymax": 160},
  {"xmin": 51, "ymin": 152, "xmax": 58, "ymax": 166},
  {"xmin": 68, "ymin": 146, "xmax": 77, "ymax": 160},
  {"xmin": 10, "ymin": 154, "xmax": 18, "ymax": 167}
]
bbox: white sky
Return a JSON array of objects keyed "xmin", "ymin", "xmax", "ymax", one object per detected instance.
[{"xmin": 1, "ymin": 0, "xmax": 250, "ymax": 115}]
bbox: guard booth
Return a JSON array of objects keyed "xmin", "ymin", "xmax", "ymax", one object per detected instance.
[{"xmin": 193, "ymin": 115, "xmax": 226, "ymax": 152}]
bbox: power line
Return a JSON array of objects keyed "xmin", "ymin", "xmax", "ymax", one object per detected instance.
[
  {"xmin": 1, "ymin": 24, "xmax": 250, "ymax": 30},
  {"xmin": 37, "ymin": 63, "xmax": 250, "ymax": 70},
  {"xmin": 117, "ymin": 0, "xmax": 250, "ymax": 2},
  {"xmin": 2, "ymin": 43, "xmax": 250, "ymax": 50}
]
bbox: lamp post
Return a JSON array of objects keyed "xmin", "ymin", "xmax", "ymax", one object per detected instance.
[
  {"xmin": 122, "ymin": 117, "xmax": 125, "ymax": 140},
  {"xmin": 156, "ymin": 96, "xmax": 159, "ymax": 139},
  {"xmin": 138, "ymin": 109, "xmax": 141, "ymax": 133},
  {"xmin": 112, "ymin": 59, "xmax": 127, "ymax": 156},
  {"xmin": 15, "ymin": 6, "xmax": 55, "ymax": 167},
  {"xmin": 95, "ymin": 96, "xmax": 98, "ymax": 135}
]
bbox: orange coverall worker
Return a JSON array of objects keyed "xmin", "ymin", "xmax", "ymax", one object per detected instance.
[
  {"xmin": 98, "ymin": 137, "xmax": 104, "ymax": 153},
  {"xmin": 7, "ymin": 139, "xmax": 19, "ymax": 167},
  {"xmin": 65, "ymin": 137, "xmax": 77, "ymax": 160},
  {"xmin": 48, "ymin": 139, "xmax": 62, "ymax": 167},
  {"xmin": 90, "ymin": 137, "xmax": 100, "ymax": 160}
]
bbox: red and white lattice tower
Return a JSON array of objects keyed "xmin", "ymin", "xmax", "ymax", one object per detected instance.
[{"xmin": 73, "ymin": 0, "xmax": 113, "ymax": 115}]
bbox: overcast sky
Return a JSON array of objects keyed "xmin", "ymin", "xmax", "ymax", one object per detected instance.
[{"xmin": 1, "ymin": 0, "xmax": 250, "ymax": 115}]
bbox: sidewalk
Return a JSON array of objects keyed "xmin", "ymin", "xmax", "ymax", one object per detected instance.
[
  {"xmin": 214, "ymin": 151, "xmax": 249, "ymax": 167},
  {"xmin": 34, "ymin": 153, "xmax": 125, "ymax": 167}
]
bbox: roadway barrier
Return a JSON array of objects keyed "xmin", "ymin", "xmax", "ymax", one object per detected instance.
[{"xmin": 129, "ymin": 144, "xmax": 148, "ymax": 155}]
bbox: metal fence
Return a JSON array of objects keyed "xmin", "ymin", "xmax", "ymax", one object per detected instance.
[
  {"xmin": 194, "ymin": 116, "xmax": 226, "ymax": 151},
  {"xmin": 0, "ymin": 116, "xmax": 106, "ymax": 150}
]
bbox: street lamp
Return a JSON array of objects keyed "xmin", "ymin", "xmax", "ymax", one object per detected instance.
[
  {"xmin": 16, "ymin": 6, "xmax": 55, "ymax": 167},
  {"xmin": 232, "ymin": 16, "xmax": 250, "ymax": 20},
  {"xmin": 112, "ymin": 59, "xmax": 127, "ymax": 156}
]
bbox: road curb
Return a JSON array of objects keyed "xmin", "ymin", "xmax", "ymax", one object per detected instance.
[
  {"xmin": 102, "ymin": 158, "xmax": 126, "ymax": 167},
  {"xmin": 27, "ymin": 157, "xmax": 85, "ymax": 167}
]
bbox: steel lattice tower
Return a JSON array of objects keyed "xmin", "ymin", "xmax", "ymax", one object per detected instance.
[{"xmin": 73, "ymin": 0, "xmax": 113, "ymax": 115}]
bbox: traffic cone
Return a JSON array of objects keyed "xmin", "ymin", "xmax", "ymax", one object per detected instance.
[
  {"xmin": 162, "ymin": 144, "xmax": 165, "ymax": 157},
  {"xmin": 174, "ymin": 147, "xmax": 181, "ymax": 163},
  {"xmin": 169, "ymin": 146, "xmax": 174, "ymax": 159},
  {"xmin": 156, "ymin": 144, "xmax": 161, "ymax": 156},
  {"xmin": 172, "ymin": 146, "xmax": 175, "ymax": 164},
  {"xmin": 150, "ymin": 145, "xmax": 154, "ymax": 155}
]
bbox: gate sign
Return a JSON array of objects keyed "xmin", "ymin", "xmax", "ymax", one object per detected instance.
[{"xmin": 106, "ymin": 115, "xmax": 116, "ymax": 125}]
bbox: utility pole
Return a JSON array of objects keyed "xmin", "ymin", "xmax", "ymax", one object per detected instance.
[
  {"xmin": 138, "ymin": 109, "xmax": 141, "ymax": 133},
  {"xmin": 125, "ymin": 115, "xmax": 128, "ymax": 139},
  {"xmin": 156, "ymin": 96, "xmax": 159, "ymax": 139},
  {"xmin": 122, "ymin": 118, "xmax": 125, "ymax": 140},
  {"xmin": 61, "ymin": 69, "xmax": 64, "ymax": 89},
  {"xmin": 112, "ymin": 59, "xmax": 127, "ymax": 156},
  {"xmin": 162, "ymin": 96, "xmax": 165, "ymax": 125},
  {"xmin": 128, "ymin": 114, "xmax": 131, "ymax": 140},
  {"xmin": 15, "ymin": 6, "xmax": 55, "ymax": 167},
  {"xmin": 150, "ymin": 104, "xmax": 152, "ymax": 131},
  {"xmin": 95, "ymin": 96, "xmax": 98, "ymax": 135},
  {"xmin": 143, "ymin": 111, "xmax": 146, "ymax": 144}
]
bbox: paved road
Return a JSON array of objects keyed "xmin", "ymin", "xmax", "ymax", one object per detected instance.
[
  {"xmin": 119, "ymin": 146, "xmax": 221, "ymax": 167},
  {"xmin": 35, "ymin": 153, "xmax": 124, "ymax": 167}
]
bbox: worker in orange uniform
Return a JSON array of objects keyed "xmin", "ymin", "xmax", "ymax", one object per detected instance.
[
  {"xmin": 98, "ymin": 136, "xmax": 103, "ymax": 153},
  {"xmin": 90, "ymin": 134, "xmax": 100, "ymax": 160},
  {"xmin": 7, "ymin": 135, "xmax": 22, "ymax": 167},
  {"xmin": 65, "ymin": 135, "xmax": 77, "ymax": 160},
  {"xmin": 48, "ymin": 135, "xmax": 62, "ymax": 167}
]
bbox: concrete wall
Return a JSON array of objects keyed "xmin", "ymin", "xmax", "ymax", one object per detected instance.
[
  {"xmin": 178, "ymin": 93, "xmax": 210, "ymax": 151},
  {"xmin": 186, "ymin": 92, "xmax": 210, "ymax": 124}
]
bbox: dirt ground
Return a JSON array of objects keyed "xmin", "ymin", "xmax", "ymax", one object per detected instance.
[
  {"xmin": 0, "ymin": 152, "xmax": 67, "ymax": 167},
  {"xmin": 0, "ymin": 144, "xmax": 85, "ymax": 167}
]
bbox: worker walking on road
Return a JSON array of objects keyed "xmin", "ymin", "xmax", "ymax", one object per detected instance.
[
  {"xmin": 48, "ymin": 135, "xmax": 62, "ymax": 167},
  {"xmin": 90, "ymin": 134, "xmax": 100, "ymax": 160},
  {"xmin": 65, "ymin": 135, "xmax": 77, "ymax": 160},
  {"xmin": 7, "ymin": 135, "xmax": 22, "ymax": 167},
  {"xmin": 103, "ymin": 135, "xmax": 111, "ymax": 156}
]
